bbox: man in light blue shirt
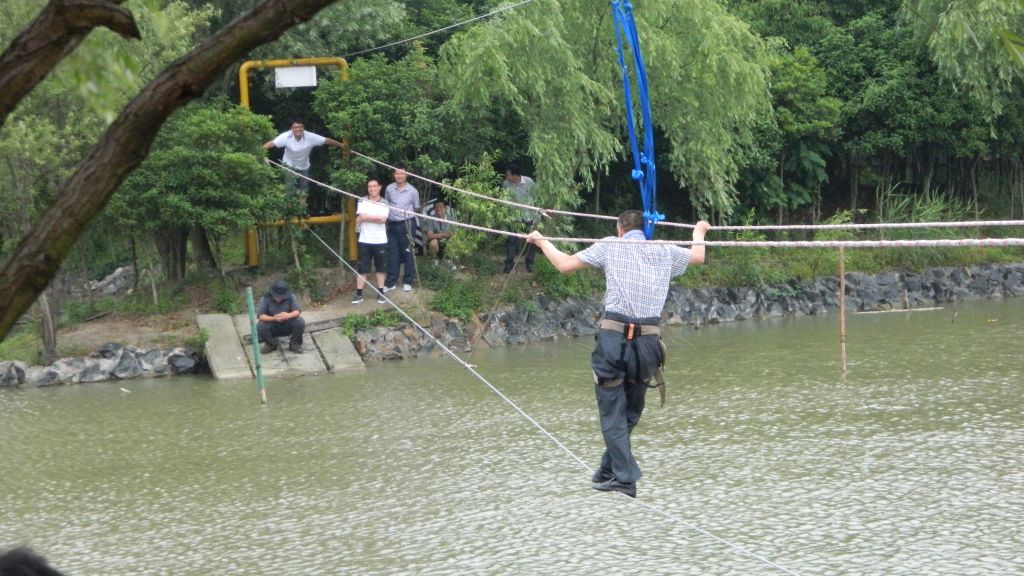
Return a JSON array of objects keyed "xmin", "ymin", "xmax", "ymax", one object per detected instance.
[{"xmin": 383, "ymin": 168, "xmax": 420, "ymax": 292}]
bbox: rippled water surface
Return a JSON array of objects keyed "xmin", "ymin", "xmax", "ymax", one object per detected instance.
[{"xmin": 2, "ymin": 299, "xmax": 1022, "ymax": 575}]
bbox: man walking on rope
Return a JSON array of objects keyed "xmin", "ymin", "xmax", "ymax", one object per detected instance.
[
  {"xmin": 383, "ymin": 168, "xmax": 420, "ymax": 292},
  {"xmin": 527, "ymin": 211, "xmax": 710, "ymax": 498}
]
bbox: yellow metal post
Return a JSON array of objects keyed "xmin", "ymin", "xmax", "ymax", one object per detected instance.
[{"xmin": 239, "ymin": 57, "xmax": 351, "ymax": 266}]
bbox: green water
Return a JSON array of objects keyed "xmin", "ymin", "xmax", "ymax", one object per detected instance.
[{"xmin": 2, "ymin": 299, "xmax": 1021, "ymax": 575}]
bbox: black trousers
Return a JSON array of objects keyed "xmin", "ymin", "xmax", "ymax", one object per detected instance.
[
  {"xmin": 591, "ymin": 327, "xmax": 663, "ymax": 485},
  {"xmin": 257, "ymin": 317, "xmax": 305, "ymax": 347},
  {"xmin": 504, "ymin": 236, "xmax": 536, "ymax": 267},
  {"xmin": 385, "ymin": 220, "xmax": 416, "ymax": 286}
]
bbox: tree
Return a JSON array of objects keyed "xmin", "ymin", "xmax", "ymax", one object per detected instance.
[
  {"xmin": 0, "ymin": 0, "xmax": 343, "ymax": 342},
  {"xmin": 112, "ymin": 103, "xmax": 280, "ymax": 281},
  {"xmin": 902, "ymin": 0, "xmax": 1024, "ymax": 115},
  {"xmin": 438, "ymin": 0, "xmax": 771, "ymax": 215}
]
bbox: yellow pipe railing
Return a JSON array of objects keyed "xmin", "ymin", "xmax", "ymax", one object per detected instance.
[{"xmin": 239, "ymin": 57, "xmax": 355, "ymax": 266}]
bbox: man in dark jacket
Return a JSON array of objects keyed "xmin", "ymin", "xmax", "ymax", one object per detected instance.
[{"xmin": 256, "ymin": 280, "xmax": 305, "ymax": 354}]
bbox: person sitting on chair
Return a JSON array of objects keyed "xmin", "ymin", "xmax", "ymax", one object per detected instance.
[{"xmin": 256, "ymin": 280, "xmax": 305, "ymax": 354}]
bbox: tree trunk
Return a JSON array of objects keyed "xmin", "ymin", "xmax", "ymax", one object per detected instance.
[
  {"xmin": 155, "ymin": 226, "xmax": 189, "ymax": 282},
  {"xmin": 0, "ymin": 0, "xmax": 343, "ymax": 341},
  {"xmin": 191, "ymin": 226, "xmax": 219, "ymax": 274},
  {"xmin": 0, "ymin": 0, "xmax": 141, "ymax": 129},
  {"xmin": 921, "ymin": 148, "xmax": 935, "ymax": 197},
  {"xmin": 849, "ymin": 152, "xmax": 859, "ymax": 216},
  {"xmin": 37, "ymin": 275, "xmax": 62, "ymax": 365}
]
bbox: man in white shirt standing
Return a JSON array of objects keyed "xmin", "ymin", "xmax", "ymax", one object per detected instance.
[
  {"xmin": 352, "ymin": 179, "xmax": 390, "ymax": 304},
  {"xmin": 263, "ymin": 120, "xmax": 344, "ymax": 213}
]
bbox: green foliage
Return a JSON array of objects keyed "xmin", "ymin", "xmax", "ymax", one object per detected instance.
[
  {"xmin": 314, "ymin": 50, "xmax": 458, "ymax": 191},
  {"xmin": 58, "ymin": 1, "xmax": 218, "ymax": 123},
  {"xmin": 186, "ymin": 328, "xmax": 209, "ymax": 354},
  {"xmin": 429, "ymin": 279, "xmax": 486, "ymax": 321},
  {"xmin": 440, "ymin": 0, "xmax": 772, "ymax": 215},
  {"xmin": 211, "ymin": 282, "xmax": 242, "ymax": 314},
  {"xmin": 341, "ymin": 310, "xmax": 403, "ymax": 338},
  {"xmin": 902, "ymin": 0, "xmax": 1024, "ymax": 116},
  {"xmin": 441, "ymin": 155, "xmax": 522, "ymax": 262},
  {"xmin": 114, "ymin": 102, "xmax": 281, "ymax": 235},
  {"xmin": 0, "ymin": 324, "xmax": 40, "ymax": 364},
  {"xmin": 286, "ymin": 246, "xmax": 325, "ymax": 303},
  {"xmin": 532, "ymin": 257, "xmax": 602, "ymax": 300}
]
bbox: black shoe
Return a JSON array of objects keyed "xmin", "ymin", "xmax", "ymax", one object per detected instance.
[
  {"xmin": 591, "ymin": 468, "xmax": 614, "ymax": 483},
  {"xmin": 260, "ymin": 343, "xmax": 277, "ymax": 354},
  {"xmin": 288, "ymin": 342, "xmax": 303, "ymax": 354},
  {"xmin": 592, "ymin": 478, "xmax": 636, "ymax": 498},
  {"xmin": 502, "ymin": 262, "xmax": 513, "ymax": 274},
  {"xmin": 525, "ymin": 262, "xmax": 534, "ymax": 273}
]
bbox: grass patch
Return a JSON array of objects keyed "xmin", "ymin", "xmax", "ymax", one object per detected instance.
[
  {"xmin": 342, "ymin": 310, "xmax": 403, "ymax": 337},
  {"xmin": 0, "ymin": 324, "xmax": 40, "ymax": 364},
  {"xmin": 430, "ymin": 279, "xmax": 486, "ymax": 321},
  {"xmin": 532, "ymin": 257, "xmax": 602, "ymax": 300}
]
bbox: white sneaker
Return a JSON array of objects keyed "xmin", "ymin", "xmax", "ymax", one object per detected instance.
[
  {"xmin": 382, "ymin": 285, "xmax": 396, "ymax": 293},
  {"xmin": 377, "ymin": 294, "xmax": 387, "ymax": 304},
  {"xmin": 402, "ymin": 284, "xmax": 412, "ymax": 292},
  {"xmin": 351, "ymin": 295, "xmax": 364, "ymax": 304}
]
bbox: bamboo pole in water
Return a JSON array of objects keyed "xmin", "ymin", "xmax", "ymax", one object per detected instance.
[
  {"xmin": 839, "ymin": 247, "xmax": 847, "ymax": 373},
  {"xmin": 245, "ymin": 287, "xmax": 268, "ymax": 405}
]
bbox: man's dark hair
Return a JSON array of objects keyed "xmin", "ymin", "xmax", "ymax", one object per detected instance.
[
  {"xmin": 506, "ymin": 164, "xmax": 522, "ymax": 177},
  {"xmin": 0, "ymin": 547, "xmax": 66, "ymax": 576},
  {"xmin": 617, "ymin": 210, "xmax": 644, "ymax": 232},
  {"xmin": 366, "ymin": 178, "xmax": 380, "ymax": 187},
  {"xmin": 433, "ymin": 198, "xmax": 446, "ymax": 207},
  {"xmin": 289, "ymin": 119, "xmax": 304, "ymax": 127}
]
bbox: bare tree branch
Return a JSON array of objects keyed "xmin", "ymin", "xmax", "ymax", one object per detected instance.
[
  {"xmin": 0, "ymin": 0, "xmax": 141, "ymax": 128},
  {"xmin": 0, "ymin": 0, "xmax": 341, "ymax": 340}
]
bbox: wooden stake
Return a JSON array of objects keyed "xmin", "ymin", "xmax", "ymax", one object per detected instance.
[{"xmin": 839, "ymin": 247, "xmax": 847, "ymax": 373}]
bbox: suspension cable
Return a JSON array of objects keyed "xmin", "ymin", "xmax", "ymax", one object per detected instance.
[
  {"xmin": 266, "ymin": 160, "xmax": 1024, "ymax": 248},
  {"xmin": 341, "ymin": 0, "xmax": 539, "ymax": 59},
  {"xmin": 349, "ymin": 150, "xmax": 1024, "ymax": 233}
]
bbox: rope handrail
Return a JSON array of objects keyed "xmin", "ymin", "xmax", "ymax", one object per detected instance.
[
  {"xmin": 266, "ymin": 158, "xmax": 527, "ymax": 239},
  {"xmin": 349, "ymin": 150, "xmax": 619, "ymax": 223},
  {"xmin": 266, "ymin": 160, "xmax": 1024, "ymax": 249},
  {"xmin": 350, "ymin": 150, "xmax": 1024, "ymax": 232}
]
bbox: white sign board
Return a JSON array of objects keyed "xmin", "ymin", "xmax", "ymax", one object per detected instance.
[{"xmin": 275, "ymin": 66, "xmax": 317, "ymax": 88}]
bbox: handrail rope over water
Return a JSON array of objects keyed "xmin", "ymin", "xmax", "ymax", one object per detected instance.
[{"xmin": 265, "ymin": 159, "xmax": 1024, "ymax": 248}]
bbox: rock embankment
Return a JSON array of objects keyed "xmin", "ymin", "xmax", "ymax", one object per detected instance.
[
  {"xmin": 0, "ymin": 343, "xmax": 203, "ymax": 389},
  {"xmin": 354, "ymin": 263, "xmax": 1024, "ymax": 360},
  {"xmin": 3, "ymin": 263, "xmax": 1020, "ymax": 384}
]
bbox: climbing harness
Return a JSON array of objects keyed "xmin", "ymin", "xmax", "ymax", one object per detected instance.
[{"xmin": 598, "ymin": 317, "xmax": 668, "ymax": 406}]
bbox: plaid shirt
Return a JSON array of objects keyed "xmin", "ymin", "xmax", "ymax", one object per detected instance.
[
  {"xmin": 385, "ymin": 182, "xmax": 420, "ymax": 222},
  {"xmin": 576, "ymin": 230, "xmax": 691, "ymax": 320}
]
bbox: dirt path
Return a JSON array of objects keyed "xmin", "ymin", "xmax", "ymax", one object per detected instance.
[{"xmin": 58, "ymin": 313, "xmax": 197, "ymax": 356}]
